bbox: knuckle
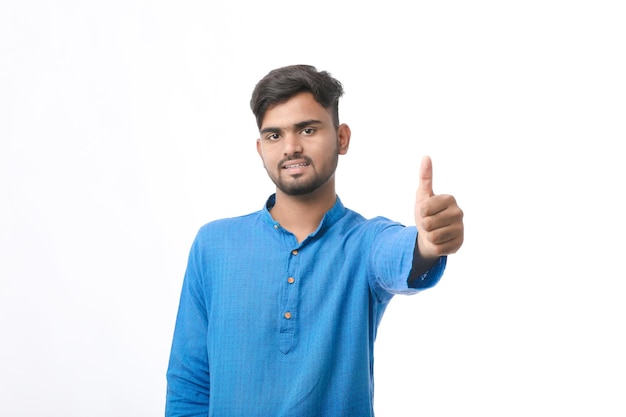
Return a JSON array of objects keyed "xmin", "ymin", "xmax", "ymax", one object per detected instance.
[{"xmin": 421, "ymin": 216, "xmax": 435, "ymax": 231}]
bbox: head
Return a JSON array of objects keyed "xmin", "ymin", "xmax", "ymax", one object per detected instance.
[
  {"xmin": 250, "ymin": 64, "xmax": 344, "ymax": 130},
  {"xmin": 252, "ymin": 65, "xmax": 351, "ymax": 198}
]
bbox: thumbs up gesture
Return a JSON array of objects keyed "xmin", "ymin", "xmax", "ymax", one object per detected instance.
[{"xmin": 415, "ymin": 156, "xmax": 464, "ymax": 260}]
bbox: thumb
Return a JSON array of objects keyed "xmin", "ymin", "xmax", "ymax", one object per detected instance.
[{"xmin": 417, "ymin": 155, "xmax": 434, "ymax": 199}]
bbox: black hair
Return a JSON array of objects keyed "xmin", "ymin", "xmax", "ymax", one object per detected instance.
[{"xmin": 250, "ymin": 64, "xmax": 344, "ymax": 129}]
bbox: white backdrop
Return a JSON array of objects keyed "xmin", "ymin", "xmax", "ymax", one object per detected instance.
[{"xmin": 1, "ymin": 1, "xmax": 625, "ymax": 416}]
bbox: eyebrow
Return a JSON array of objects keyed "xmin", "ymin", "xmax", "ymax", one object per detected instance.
[{"xmin": 260, "ymin": 119, "xmax": 323, "ymax": 135}]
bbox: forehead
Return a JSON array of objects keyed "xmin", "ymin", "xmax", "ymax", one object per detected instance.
[{"xmin": 261, "ymin": 92, "xmax": 332, "ymax": 130}]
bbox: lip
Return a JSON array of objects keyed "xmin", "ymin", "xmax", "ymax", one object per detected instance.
[
  {"xmin": 281, "ymin": 159, "xmax": 310, "ymax": 169},
  {"xmin": 280, "ymin": 159, "xmax": 310, "ymax": 177}
]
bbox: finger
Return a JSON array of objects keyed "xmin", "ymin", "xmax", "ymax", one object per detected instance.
[
  {"xmin": 416, "ymin": 155, "xmax": 434, "ymax": 200},
  {"xmin": 421, "ymin": 194, "xmax": 456, "ymax": 218}
]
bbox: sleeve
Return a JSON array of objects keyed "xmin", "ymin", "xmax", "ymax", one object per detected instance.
[
  {"xmin": 407, "ymin": 241, "xmax": 447, "ymax": 290},
  {"xmin": 165, "ymin": 233, "xmax": 211, "ymax": 417},
  {"xmin": 367, "ymin": 219, "xmax": 447, "ymax": 302}
]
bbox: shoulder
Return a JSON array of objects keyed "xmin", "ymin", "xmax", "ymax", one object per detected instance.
[
  {"xmin": 342, "ymin": 209, "xmax": 405, "ymax": 232},
  {"xmin": 198, "ymin": 211, "xmax": 260, "ymax": 232},
  {"xmin": 192, "ymin": 210, "xmax": 264, "ymax": 245},
  {"xmin": 339, "ymin": 208, "xmax": 411, "ymax": 243}
]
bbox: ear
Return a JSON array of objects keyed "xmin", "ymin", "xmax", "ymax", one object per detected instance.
[
  {"xmin": 337, "ymin": 124, "xmax": 351, "ymax": 155},
  {"xmin": 256, "ymin": 138, "xmax": 266, "ymax": 166},
  {"xmin": 256, "ymin": 138, "xmax": 263, "ymax": 157}
]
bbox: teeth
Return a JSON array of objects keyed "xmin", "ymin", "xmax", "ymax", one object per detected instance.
[{"xmin": 285, "ymin": 163, "xmax": 308, "ymax": 168}]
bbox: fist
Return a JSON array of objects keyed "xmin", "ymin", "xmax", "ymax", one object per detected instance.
[{"xmin": 414, "ymin": 156, "xmax": 464, "ymax": 260}]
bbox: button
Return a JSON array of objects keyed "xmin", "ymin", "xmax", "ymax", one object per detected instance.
[
  {"xmin": 284, "ymin": 312, "xmax": 292, "ymax": 319},
  {"xmin": 291, "ymin": 250, "xmax": 298, "ymax": 255},
  {"xmin": 287, "ymin": 277, "xmax": 295, "ymax": 284},
  {"xmin": 274, "ymin": 225, "xmax": 279, "ymax": 229}
]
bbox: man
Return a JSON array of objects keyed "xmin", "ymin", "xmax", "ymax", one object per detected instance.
[{"xmin": 165, "ymin": 64, "xmax": 464, "ymax": 416}]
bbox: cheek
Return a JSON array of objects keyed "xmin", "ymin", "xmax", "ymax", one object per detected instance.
[
  {"xmin": 259, "ymin": 152, "xmax": 278, "ymax": 170},
  {"xmin": 256, "ymin": 145, "xmax": 271, "ymax": 167}
]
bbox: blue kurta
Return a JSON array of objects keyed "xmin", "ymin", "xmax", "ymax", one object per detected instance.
[{"xmin": 166, "ymin": 195, "xmax": 446, "ymax": 416}]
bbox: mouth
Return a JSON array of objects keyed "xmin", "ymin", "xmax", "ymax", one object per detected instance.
[
  {"xmin": 281, "ymin": 158, "xmax": 311, "ymax": 170},
  {"xmin": 283, "ymin": 162, "xmax": 310, "ymax": 169}
]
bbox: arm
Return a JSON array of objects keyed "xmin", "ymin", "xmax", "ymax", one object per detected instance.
[
  {"xmin": 165, "ymin": 236, "xmax": 211, "ymax": 417},
  {"xmin": 407, "ymin": 239, "xmax": 447, "ymax": 289},
  {"xmin": 408, "ymin": 156, "xmax": 463, "ymax": 287},
  {"xmin": 368, "ymin": 157, "xmax": 463, "ymax": 298},
  {"xmin": 368, "ymin": 224, "xmax": 444, "ymax": 296}
]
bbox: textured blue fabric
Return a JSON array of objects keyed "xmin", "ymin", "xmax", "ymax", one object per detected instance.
[{"xmin": 165, "ymin": 195, "xmax": 446, "ymax": 417}]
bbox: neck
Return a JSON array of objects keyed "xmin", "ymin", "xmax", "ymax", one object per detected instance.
[{"xmin": 270, "ymin": 181, "xmax": 337, "ymax": 243}]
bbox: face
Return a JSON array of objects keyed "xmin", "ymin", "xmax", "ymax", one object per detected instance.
[{"xmin": 256, "ymin": 92, "xmax": 350, "ymax": 197}]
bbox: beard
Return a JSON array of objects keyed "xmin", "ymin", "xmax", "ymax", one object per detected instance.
[{"xmin": 268, "ymin": 152, "xmax": 339, "ymax": 196}]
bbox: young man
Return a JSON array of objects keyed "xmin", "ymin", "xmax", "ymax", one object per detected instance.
[{"xmin": 165, "ymin": 65, "xmax": 464, "ymax": 416}]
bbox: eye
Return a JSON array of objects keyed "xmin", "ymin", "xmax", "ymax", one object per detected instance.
[
  {"xmin": 266, "ymin": 133, "xmax": 280, "ymax": 141},
  {"xmin": 301, "ymin": 128, "xmax": 316, "ymax": 135}
]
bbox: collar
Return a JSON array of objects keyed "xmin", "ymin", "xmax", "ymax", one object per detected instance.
[{"xmin": 261, "ymin": 193, "xmax": 346, "ymax": 237}]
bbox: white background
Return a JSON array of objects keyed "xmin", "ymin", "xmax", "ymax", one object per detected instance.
[{"xmin": 1, "ymin": 1, "xmax": 625, "ymax": 416}]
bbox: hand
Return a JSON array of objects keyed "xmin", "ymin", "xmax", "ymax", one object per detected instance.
[{"xmin": 414, "ymin": 156, "xmax": 464, "ymax": 260}]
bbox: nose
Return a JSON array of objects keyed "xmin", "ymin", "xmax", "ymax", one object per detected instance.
[{"xmin": 283, "ymin": 132, "xmax": 303, "ymax": 156}]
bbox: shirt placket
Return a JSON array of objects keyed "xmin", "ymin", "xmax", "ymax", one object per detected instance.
[{"xmin": 278, "ymin": 246, "xmax": 300, "ymax": 354}]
